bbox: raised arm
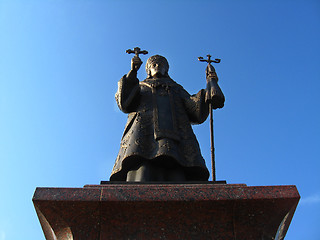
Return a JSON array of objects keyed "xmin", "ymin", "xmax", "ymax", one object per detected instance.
[
  {"xmin": 181, "ymin": 64, "xmax": 225, "ymax": 124},
  {"xmin": 115, "ymin": 56, "xmax": 142, "ymax": 113}
]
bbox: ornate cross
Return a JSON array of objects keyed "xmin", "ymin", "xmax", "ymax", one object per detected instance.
[
  {"xmin": 198, "ymin": 54, "xmax": 220, "ymax": 65},
  {"xmin": 126, "ymin": 47, "xmax": 148, "ymax": 57}
]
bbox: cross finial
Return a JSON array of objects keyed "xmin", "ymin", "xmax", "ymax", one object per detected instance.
[
  {"xmin": 198, "ymin": 54, "xmax": 221, "ymax": 65},
  {"xmin": 126, "ymin": 47, "xmax": 148, "ymax": 57}
]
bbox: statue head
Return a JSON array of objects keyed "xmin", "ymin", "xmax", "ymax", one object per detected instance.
[{"xmin": 146, "ymin": 55, "xmax": 169, "ymax": 78}]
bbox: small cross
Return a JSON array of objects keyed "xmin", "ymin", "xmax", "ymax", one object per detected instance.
[
  {"xmin": 126, "ymin": 47, "xmax": 148, "ymax": 57},
  {"xmin": 198, "ymin": 54, "xmax": 221, "ymax": 65}
]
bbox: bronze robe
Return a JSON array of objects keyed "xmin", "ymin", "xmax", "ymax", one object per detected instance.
[{"xmin": 110, "ymin": 71, "xmax": 210, "ymax": 181}]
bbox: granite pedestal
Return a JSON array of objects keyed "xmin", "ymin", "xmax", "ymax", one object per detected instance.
[{"xmin": 33, "ymin": 183, "xmax": 299, "ymax": 240}]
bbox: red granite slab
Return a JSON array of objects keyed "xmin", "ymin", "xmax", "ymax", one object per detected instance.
[{"xmin": 33, "ymin": 184, "xmax": 299, "ymax": 240}]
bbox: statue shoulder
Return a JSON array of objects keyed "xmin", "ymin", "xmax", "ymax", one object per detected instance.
[{"xmin": 170, "ymin": 80, "xmax": 189, "ymax": 95}]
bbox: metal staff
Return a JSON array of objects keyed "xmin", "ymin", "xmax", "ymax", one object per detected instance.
[{"xmin": 198, "ymin": 54, "xmax": 221, "ymax": 182}]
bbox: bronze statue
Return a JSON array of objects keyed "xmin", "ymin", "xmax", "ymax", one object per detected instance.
[{"xmin": 110, "ymin": 48, "xmax": 225, "ymax": 182}]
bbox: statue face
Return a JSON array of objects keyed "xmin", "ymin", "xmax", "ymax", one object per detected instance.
[{"xmin": 149, "ymin": 62, "xmax": 167, "ymax": 77}]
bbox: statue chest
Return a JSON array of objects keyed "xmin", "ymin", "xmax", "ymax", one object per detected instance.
[{"xmin": 139, "ymin": 83, "xmax": 181, "ymax": 141}]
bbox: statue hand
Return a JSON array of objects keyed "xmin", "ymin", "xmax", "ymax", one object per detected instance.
[
  {"xmin": 131, "ymin": 56, "xmax": 142, "ymax": 71},
  {"xmin": 206, "ymin": 64, "xmax": 218, "ymax": 80}
]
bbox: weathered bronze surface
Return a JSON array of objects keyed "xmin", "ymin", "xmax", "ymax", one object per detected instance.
[{"xmin": 110, "ymin": 50, "xmax": 225, "ymax": 181}]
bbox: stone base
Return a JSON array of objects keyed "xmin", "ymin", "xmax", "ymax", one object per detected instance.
[{"xmin": 33, "ymin": 183, "xmax": 299, "ymax": 240}]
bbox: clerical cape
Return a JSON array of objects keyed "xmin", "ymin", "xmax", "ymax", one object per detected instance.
[{"xmin": 110, "ymin": 72, "xmax": 210, "ymax": 181}]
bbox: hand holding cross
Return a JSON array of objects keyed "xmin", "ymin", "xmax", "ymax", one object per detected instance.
[
  {"xmin": 126, "ymin": 47, "xmax": 148, "ymax": 72},
  {"xmin": 198, "ymin": 54, "xmax": 220, "ymax": 80},
  {"xmin": 198, "ymin": 54, "xmax": 224, "ymax": 108}
]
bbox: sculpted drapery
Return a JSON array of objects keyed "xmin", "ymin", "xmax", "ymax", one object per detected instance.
[{"xmin": 110, "ymin": 55, "xmax": 224, "ymax": 181}]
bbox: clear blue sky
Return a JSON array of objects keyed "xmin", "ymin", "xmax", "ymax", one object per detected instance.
[{"xmin": 0, "ymin": 0, "xmax": 319, "ymax": 239}]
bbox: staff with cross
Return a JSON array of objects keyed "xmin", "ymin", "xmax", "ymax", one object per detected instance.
[{"xmin": 198, "ymin": 54, "xmax": 225, "ymax": 182}]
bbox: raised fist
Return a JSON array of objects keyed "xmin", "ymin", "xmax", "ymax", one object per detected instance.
[
  {"xmin": 131, "ymin": 56, "xmax": 142, "ymax": 71},
  {"xmin": 206, "ymin": 64, "xmax": 218, "ymax": 80}
]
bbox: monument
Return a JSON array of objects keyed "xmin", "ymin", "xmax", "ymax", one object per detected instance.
[
  {"xmin": 33, "ymin": 47, "xmax": 300, "ymax": 240},
  {"xmin": 110, "ymin": 48, "xmax": 224, "ymax": 182}
]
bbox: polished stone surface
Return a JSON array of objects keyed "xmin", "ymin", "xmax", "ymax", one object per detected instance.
[{"xmin": 33, "ymin": 183, "xmax": 299, "ymax": 240}]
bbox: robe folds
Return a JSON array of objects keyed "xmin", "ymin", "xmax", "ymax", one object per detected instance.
[{"xmin": 110, "ymin": 71, "xmax": 210, "ymax": 181}]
